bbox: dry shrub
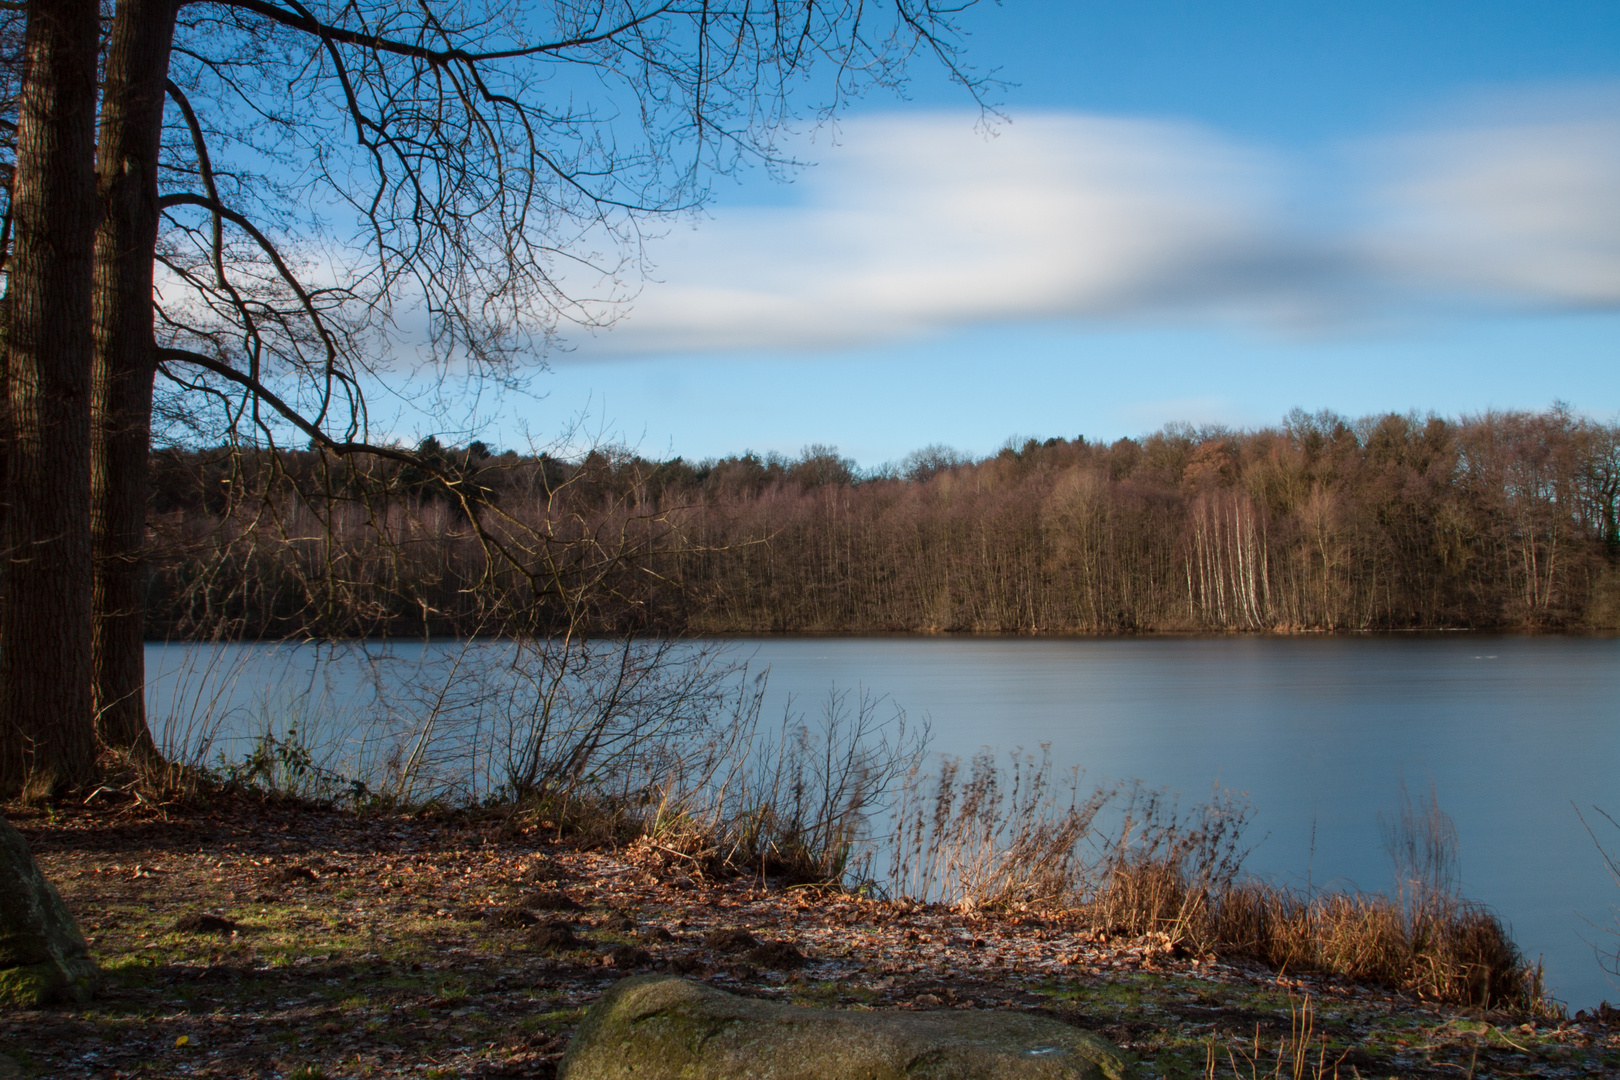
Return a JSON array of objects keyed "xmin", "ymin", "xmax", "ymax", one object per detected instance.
[
  {"xmin": 887, "ymin": 748, "xmax": 1110, "ymax": 907},
  {"xmin": 1210, "ymin": 881, "xmax": 1542, "ymax": 1010},
  {"xmin": 1082, "ymin": 785, "xmax": 1251, "ymax": 945},
  {"xmin": 881, "ymin": 750, "xmax": 1548, "ymax": 1012},
  {"xmin": 635, "ymin": 687, "xmax": 924, "ymax": 886}
]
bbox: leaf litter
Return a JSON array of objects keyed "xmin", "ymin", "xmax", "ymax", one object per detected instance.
[{"xmin": 2, "ymin": 797, "xmax": 1616, "ymax": 1080}]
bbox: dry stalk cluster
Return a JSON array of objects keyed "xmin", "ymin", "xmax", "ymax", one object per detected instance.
[
  {"xmin": 144, "ymin": 637, "xmax": 927, "ymax": 889},
  {"xmin": 1212, "ymin": 883, "xmax": 1539, "ymax": 1012},
  {"xmin": 636, "ymin": 687, "xmax": 926, "ymax": 886},
  {"xmin": 885, "ymin": 756, "xmax": 1547, "ymax": 1013},
  {"xmin": 144, "ymin": 654, "xmax": 1548, "ymax": 1013},
  {"xmin": 887, "ymin": 749, "xmax": 1112, "ymax": 908},
  {"xmin": 1206, "ymin": 996, "xmax": 1347, "ymax": 1080}
]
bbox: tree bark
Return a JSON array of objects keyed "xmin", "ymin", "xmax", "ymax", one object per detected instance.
[
  {"xmin": 0, "ymin": 0, "xmax": 102, "ymax": 799},
  {"xmin": 91, "ymin": 0, "xmax": 179, "ymax": 761}
]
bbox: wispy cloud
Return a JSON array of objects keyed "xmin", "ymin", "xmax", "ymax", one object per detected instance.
[
  {"xmin": 1365, "ymin": 93, "xmax": 1620, "ymax": 308},
  {"xmin": 573, "ymin": 87, "xmax": 1620, "ymax": 355}
]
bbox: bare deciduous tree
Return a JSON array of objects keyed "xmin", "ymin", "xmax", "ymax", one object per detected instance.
[{"xmin": 0, "ymin": 0, "xmax": 992, "ymax": 797}]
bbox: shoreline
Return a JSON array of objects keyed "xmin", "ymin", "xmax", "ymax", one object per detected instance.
[
  {"xmin": 5, "ymin": 798, "xmax": 1616, "ymax": 1079},
  {"xmin": 139, "ymin": 628, "xmax": 1620, "ymax": 644}
]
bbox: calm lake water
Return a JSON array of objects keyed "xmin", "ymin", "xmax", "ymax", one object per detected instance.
[{"xmin": 146, "ymin": 634, "xmax": 1620, "ymax": 1010}]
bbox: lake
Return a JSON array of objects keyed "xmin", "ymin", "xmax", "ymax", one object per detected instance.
[{"xmin": 146, "ymin": 633, "xmax": 1620, "ymax": 1011}]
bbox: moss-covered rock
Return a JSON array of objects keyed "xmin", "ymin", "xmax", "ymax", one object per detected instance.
[
  {"xmin": 558, "ymin": 974, "xmax": 1130, "ymax": 1080},
  {"xmin": 0, "ymin": 816, "xmax": 96, "ymax": 1007}
]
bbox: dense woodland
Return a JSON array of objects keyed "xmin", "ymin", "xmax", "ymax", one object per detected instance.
[{"xmin": 144, "ymin": 407, "xmax": 1620, "ymax": 639}]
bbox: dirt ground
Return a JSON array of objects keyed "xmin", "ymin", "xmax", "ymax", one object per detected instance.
[{"xmin": 2, "ymin": 797, "xmax": 1616, "ymax": 1080}]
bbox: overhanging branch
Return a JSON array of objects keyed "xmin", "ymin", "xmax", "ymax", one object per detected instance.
[
  {"xmin": 211, "ymin": 0, "xmax": 674, "ymax": 65},
  {"xmin": 157, "ymin": 346, "xmax": 413, "ymax": 465}
]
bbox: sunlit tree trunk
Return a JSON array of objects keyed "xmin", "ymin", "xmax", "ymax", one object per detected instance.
[{"xmin": 0, "ymin": 0, "xmax": 102, "ymax": 798}]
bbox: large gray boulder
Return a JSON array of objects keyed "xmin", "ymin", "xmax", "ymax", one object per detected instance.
[
  {"xmin": 558, "ymin": 974, "xmax": 1130, "ymax": 1080},
  {"xmin": 0, "ymin": 815, "xmax": 96, "ymax": 1006}
]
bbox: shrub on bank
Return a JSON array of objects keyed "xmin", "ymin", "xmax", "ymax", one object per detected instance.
[{"xmin": 136, "ymin": 644, "xmax": 1551, "ymax": 1014}]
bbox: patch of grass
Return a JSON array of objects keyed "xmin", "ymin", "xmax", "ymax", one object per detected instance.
[
  {"xmin": 524, "ymin": 1007, "xmax": 585, "ymax": 1032},
  {"xmin": 789, "ymin": 980, "xmax": 881, "ymax": 1007}
]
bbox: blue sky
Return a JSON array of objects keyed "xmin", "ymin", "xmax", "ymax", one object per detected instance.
[{"xmin": 432, "ymin": 1, "xmax": 1620, "ymax": 467}]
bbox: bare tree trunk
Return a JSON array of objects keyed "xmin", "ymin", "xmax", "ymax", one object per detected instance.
[
  {"xmin": 90, "ymin": 0, "xmax": 179, "ymax": 761},
  {"xmin": 0, "ymin": 0, "xmax": 102, "ymax": 799}
]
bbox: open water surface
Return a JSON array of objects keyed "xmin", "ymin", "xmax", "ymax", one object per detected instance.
[{"xmin": 147, "ymin": 634, "xmax": 1620, "ymax": 1010}]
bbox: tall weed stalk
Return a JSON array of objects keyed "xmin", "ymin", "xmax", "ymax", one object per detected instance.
[{"xmin": 888, "ymin": 748, "xmax": 1110, "ymax": 907}]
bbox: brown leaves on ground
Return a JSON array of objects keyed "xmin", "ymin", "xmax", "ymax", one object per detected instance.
[{"xmin": 1, "ymin": 795, "xmax": 1615, "ymax": 1080}]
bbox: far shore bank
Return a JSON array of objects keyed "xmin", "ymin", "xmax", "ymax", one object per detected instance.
[{"xmin": 141, "ymin": 626, "xmax": 1619, "ymax": 644}]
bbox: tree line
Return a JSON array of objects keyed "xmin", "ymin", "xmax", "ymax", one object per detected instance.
[{"xmin": 144, "ymin": 407, "xmax": 1620, "ymax": 638}]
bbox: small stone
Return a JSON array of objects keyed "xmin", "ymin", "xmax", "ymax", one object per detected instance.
[
  {"xmin": 745, "ymin": 940, "xmax": 805, "ymax": 969},
  {"xmin": 531, "ymin": 921, "xmax": 583, "ymax": 952},
  {"xmin": 704, "ymin": 928, "xmax": 758, "ymax": 953}
]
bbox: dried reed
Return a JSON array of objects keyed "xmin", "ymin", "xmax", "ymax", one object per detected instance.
[
  {"xmin": 886, "ymin": 747, "xmax": 1110, "ymax": 907},
  {"xmin": 150, "ymin": 634, "xmax": 1551, "ymax": 1013},
  {"xmin": 879, "ymin": 750, "xmax": 1547, "ymax": 1012},
  {"xmin": 1207, "ymin": 996, "xmax": 1346, "ymax": 1080}
]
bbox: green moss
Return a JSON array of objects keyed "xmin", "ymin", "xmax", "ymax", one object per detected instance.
[
  {"xmin": 0, "ymin": 963, "xmax": 52, "ymax": 1006},
  {"xmin": 559, "ymin": 975, "xmax": 1130, "ymax": 1080},
  {"xmin": 0, "ymin": 960, "xmax": 94, "ymax": 1006},
  {"xmin": 790, "ymin": 980, "xmax": 879, "ymax": 1007},
  {"xmin": 529, "ymin": 1007, "xmax": 585, "ymax": 1032}
]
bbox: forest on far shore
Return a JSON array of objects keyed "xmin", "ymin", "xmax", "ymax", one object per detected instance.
[{"xmin": 142, "ymin": 406, "xmax": 1620, "ymax": 639}]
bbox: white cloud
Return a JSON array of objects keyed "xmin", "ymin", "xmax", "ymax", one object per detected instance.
[
  {"xmin": 572, "ymin": 90, "xmax": 1620, "ymax": 355},
  {"xmin": 1366, "ymin": 108, "xmax": 1620, "ymax": 307}
]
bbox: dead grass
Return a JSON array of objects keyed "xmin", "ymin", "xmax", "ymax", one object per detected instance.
[
  {"xmin": 1211, "ymin": 883, "xmax": 1542, "ymax": 1011},
  {"xmin": 886, "ymin": 748, "xmax": 1111, "ymax": 907},
  {"xmin": 1205, "ymin": 997, "xmax": 1347, "ymax": 1080},
  {"xmin": 127, "ymin": 648, "xmax": 1552, "ymax": 1016},
  {"xmin": 9, "ymin": 793, "xmax": 1616, "ymax": 1079},
  {"xmin": 881, "ymin": 752, "xmax": 1550, "ymax": 1014}
]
